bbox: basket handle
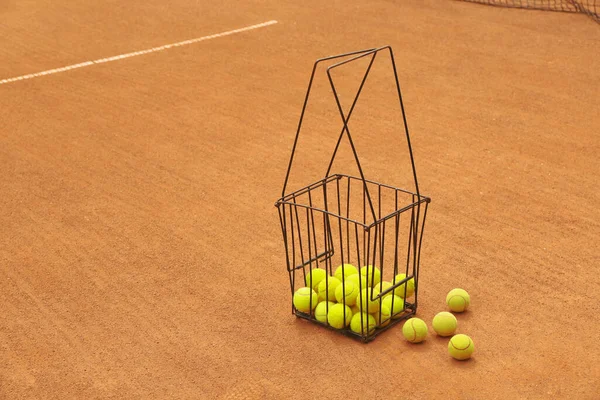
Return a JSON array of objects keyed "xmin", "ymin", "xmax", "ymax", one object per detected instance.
[
  {"xmin": 281, "ymin": 48, "xmax": 376, "ymax": 198},
  {"xmin": 280, "ymin": 46, "xmax": 421, "ymax": 223}
]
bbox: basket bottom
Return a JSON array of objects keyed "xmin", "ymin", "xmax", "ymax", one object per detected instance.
[{"xmin": 294, "ymin": 302, "xmax": 417, "ymax": 342}]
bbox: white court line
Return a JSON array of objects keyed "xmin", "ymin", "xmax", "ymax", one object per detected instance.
[{"xmin": 0, "ymin": 20, "xmax": 278, "ymax": 86}]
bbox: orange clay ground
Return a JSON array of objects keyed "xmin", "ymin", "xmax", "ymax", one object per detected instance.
[{"xmin": 1, "ymin": 0, "xmax": 599, "ymax": 398}]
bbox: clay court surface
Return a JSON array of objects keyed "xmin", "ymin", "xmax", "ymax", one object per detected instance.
[{"xmin": 1, "ymin": 0, "xmax": 599, "ymax": 398}]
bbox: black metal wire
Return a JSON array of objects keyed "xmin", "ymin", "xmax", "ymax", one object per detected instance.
[
  {"xmin": 414, "ymin": 202, "xmax": 430, "ymax": 310},
  {"xmin": 326, "ymin": 50, "xmax": 379, "ymax": 222},
  {"xmin": 457, "ymin": 0, "xmax": 599, "ymax": 23},
  {"xmin": 345, "ymin": 177, "xmax": 351, "ymax": 264},
  {"xmin": 281, "ymin": 49, "xmax": 377, "ymax": 198},
  {"xmin": 386, "ymin": 46, "xmax": 421, "ymax": 199}
]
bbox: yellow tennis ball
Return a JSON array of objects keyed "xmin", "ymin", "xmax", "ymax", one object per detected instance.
[
  {"xmin": 402, "ymin": 318, "xmax": 428, "ymax": 343},
  {"xmin": 351, "ymin": 304, "xmax": 360, "ymax": 316},
  {"xmin": 382, "ymin": 295, "xmax": 405, "ymax": 319},
  {"xmin": 334, "ymin": 281, "xmax": 359, "ymax": 306},
  {"xmin": 360, "ymin": 265, "xmax": 381, "ymax": 287},
  {"xmin": 357, "ymin": 288, "xmax": 380, "ymax": 314},
  {"xmin": 432, "ymin": 311, "xmax": 458, "ymax": 336},
  {"xmin": 327, "ymin": 303, "xmax": 353, "ymax": 329},
  {"xmin": 393, "ymin": 273, "xmax": 415, "ymax": 298},
  {"xmin": 448, "ymin": 334, "xmax": 474, "ymax": 360},
  {"xmin": 373, "ymin": 281, "xmax": 393, "ymax": 300},
  {"xmin": 305, "ymin": 268, "xmax": 327, "ymax": 290},
  {"xmin": 334, "ymin": 263, "xmax": 358, "ymax": 282},
  {"xmin": 350, "ymin": 313, "xmax": 376, "ymax": 335},
  {"xmin": 346, "ymin": 273, "xmax": 368, "ymax": 291},
  {"xmin": 314, "ymin": 301, "xmax": 335, "ymax": 324},
  {"xmin": 317, "ymin": 276, "xmax": 341, "ymax": 302},
  {"xmin": 293, "ymin": 287, "xmax": 318, "ymax": 313},
  {"xmin": 372, "ymin": 304, "xmax": 391, "ymax": 327},
  {"xmin": 446, "ymin": 288, "xmax": 470, "ymax": 312}
]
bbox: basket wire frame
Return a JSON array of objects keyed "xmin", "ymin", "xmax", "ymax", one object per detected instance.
[{"xmin": 275, "ymin": 46, "xmax": 431, "ymax": 342}]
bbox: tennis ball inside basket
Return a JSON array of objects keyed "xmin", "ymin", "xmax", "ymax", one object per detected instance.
[
  {"xmin": 357, "ymin": 288, "xmax": 380, "ymax": 314},
  {"xmin": 402, "ymin": 317, "xmax": 428, "ymax": 343},
  {"xmin": 446, "ymin": 288, "xmax": 471, "ymax": 312},
  {"xmin": 314, "ymin": 301, "xmax": 336, "ymax": 324},
  {"xmin": 327, "ymin": 303, "xmax": 353, "ymax": 329},
  {"xmin": 432, "ymin": 311, "xmax": 458, "ymax": 336},
  {"xmin": 360, "ymin": 265, "xmax": 381, "ymax": 287},
  {"xmin": 448, "ymin": 334, "xmax": 475, "ymax": 360},
  {"xmin": 350, "ymin": 312, "xmax": 376, "ymax": 335},
  {"xmin": 335, "ymin": 280, "xmax": 359, "ymax": 306},
  {"xmin": 334, "ymin": 263, "xmax": 358, "ymax": 282},
  {"xmin": 382, "ymin": 295, "xmax": 405, "ymax": 319},
  {"xmin": 347, "ymin": 273, "xmax": 368, "ymax": 291},
  {"xmin": 373, "ymin": 281, "xmax": 393, "ymax": 300},
  {"xmin": 317, "ymin": 276, "xmax": 341, "ymax": 302},
  {"xmin": 293, "ymin": 287, "xmax": 318, "ymax": 313},
  {"xmin": 393, "ymin": 273, "xmax": 415, "ymax": 298},
  {"xmin": 305, "ymin": 268, "xmax": 327, "ymax": 290},
  {"xmin": 372, "ymin": 304, "xmax": 391, "ymax": 327}
]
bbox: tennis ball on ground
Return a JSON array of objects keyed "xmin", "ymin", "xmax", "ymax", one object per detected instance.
[
  {"xmin": 334, "ymin": 263, "xmax": 358, "ymax": 282},
  {"xmin": 372, "ymin": 304, "xmax": 391, "ymax": 327},
  {"xmin": 347, "ymin": 274, "xmax": 368, "ymax": 291},
  {"xmin": 382, "ymin": 295, "xmax": 405, "ymax": 319},
  {"xmin": 317, "ymin": 276, "xmax": 341, "ymax": 302},
  {"xmin": 402, "ymin": 318, "xmax": 428, "ymax": 343},
  {"xmin": 305, "ymin": 268, "xmax": 327, "ymax": 290},
  {"xmin": 293, "ymin": 287, "xmax": 318, "ymax": 313},
  {"xmin": 360, "ymin": 265, "xmax": 381, "ymax": 287},
  {"xmin": 357, "ymin": 288, "xmax": 380, "ymax": 314},
  {"xmin": 350, "ymin": 313, "xmax": 376, "ymax": 335},
  {"xmin": 314, "ymin": 301, "xmax": 335, "ymax": 324},
  {"xmin": 393, "ymin": 273, "xmax": 415, "ymax": 298},
  {"xmin": 432, "ymin": 311, "xmax": 458, "ymax": 336},
  {"xmin": 448, "ymin": 334, "xmax": 474, "ymax": 360},
  {"xmin": 327, "ymin": 303, "xmax": 353, "ymax": 329},
  {"xmin": 335, "ymin": 281, "xmax": 359, "ymax": 306},
  {"xmin": 373, "ymin": 281, "xmax": 393, "ymax": 300},
  {"xmin": 446, "ymin": 288, "xmax": 470, "ymax": 312}
]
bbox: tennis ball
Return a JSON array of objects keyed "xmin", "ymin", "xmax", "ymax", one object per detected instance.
[
  {"xmin": 372, "ymin": 304, "xmax": 391, "ymax": 327},
  {"xmin": 293, "ymin": 287, "xmax": 318, "ymax": 313},
  {"xmin": 448, "ymin": 334, "xmax": 474, "ymax": 360},
  {"xmin": 347, "ymin": 273, "xmax": 368, "ymax": 291},
  {"xmin": 373, "ymin": 281, "xmax": 393, "ymax": 300},
  {"xmin": 305, "ymin": 268, "xmax": 327, "ymax": 290},
  {"xmin": 335, "ymin": 281, "xmax": 359, "ymax": 306},
  {"xmin": 350, "ymin": 312, "xmax": 376, "ymax": 335},
  {"xmin": 402, "ymin": 318, "xmax": 428, "ymax": 343},
  {"xmin": 327, "ymin": 303, "xmax": 353, "ymax": 329},
  {"xmin": 351, "ymin": 304, "xmax": 360, "ymax": 316},
  {"xmin": 393, "ymin": 273, "xmax": 415, "ymax": 298},
  {"xmin": 315, "ymin": 301, "xmax": 335, "ymax": 324},
  {"xmin": 357, "ymin": 288, "xmax": 380, "ymax": 314},
  {"xmin": 334, "ymin": 263, "xmax": 358, "ymax": 282},
  {"xmin": 317, "ymin": 276, "xmax": 341, "ymax": 302},
  {"xmin": 432, "ymin": 311, "xmax": 458, "ymax": 336},
  {"xmin": 446, "ymin": 288, "xmax": 470, "ymax": 312},
  {"xmin": 382, "ymin": 295, "xmax": 405, "ymax": 319},
  {"xmin": 360, "ymin": 265, "xmax": 381, "ymax": 287}
]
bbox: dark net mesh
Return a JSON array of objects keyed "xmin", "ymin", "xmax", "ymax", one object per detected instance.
[{"xmin": 458, "ymin": 0, "xmax": 599, "ymax": 22}]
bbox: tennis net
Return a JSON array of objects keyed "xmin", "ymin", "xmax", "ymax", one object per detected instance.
[{"xmin": 457, "ymin": 0, "xmax": 599, "ymax": 23}]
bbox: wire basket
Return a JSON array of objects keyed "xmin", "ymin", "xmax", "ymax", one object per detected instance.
[{"xmin": 275, "ymin": 46, "xmax": 430, "ymax": 342}]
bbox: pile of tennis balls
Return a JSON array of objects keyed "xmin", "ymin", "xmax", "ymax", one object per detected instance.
[
  {"xmin": 292, "ymin": 263, "xmax": 415, "ymax": 337},
  {"xmin": 401, "ymin": 288, "xmax": 474, "ymax": 361}
]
